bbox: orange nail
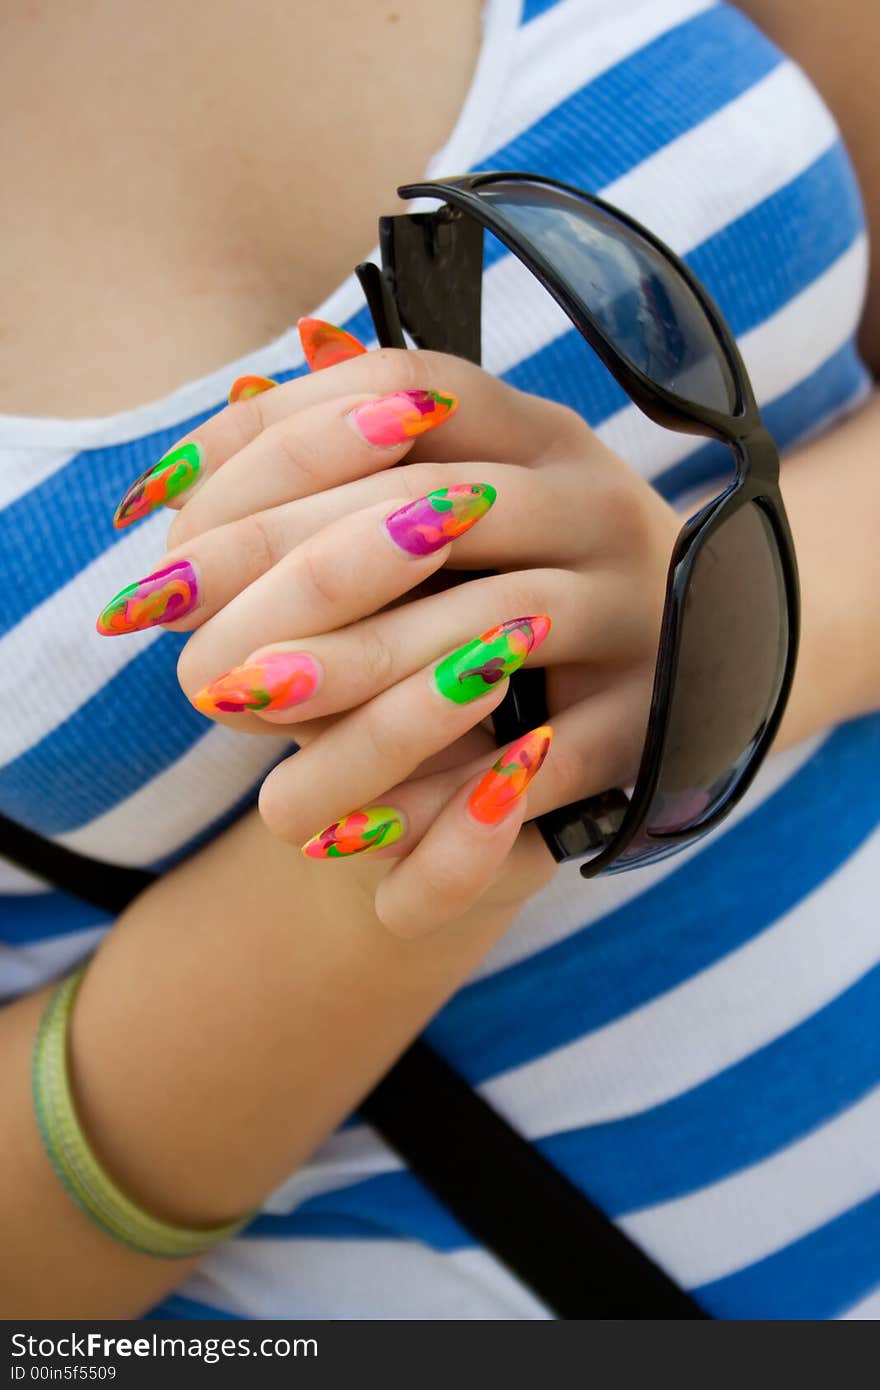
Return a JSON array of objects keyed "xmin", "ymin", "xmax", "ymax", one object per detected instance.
[
  {"xmin": 228, "ymin": 374, "xmax": 278, "ymax": 403},
  {"xmin": 298, "ymin": 317, "xmax": 367, "ymax": 372},
  {"xmin": 468, "ymin": 726, "xmax": 554, "ymax": 825}
]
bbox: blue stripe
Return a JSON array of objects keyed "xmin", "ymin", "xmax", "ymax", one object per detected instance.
[
  {"xmin": 482, "ymin": 6, "xmax": 783, "ymax": 270},
  {"xmin": 500, "ymin": 144, "xmax": 864, "ymax": 425},
  {"xmin": 521, "ymin": 0, "xmax": 560, "ymax": 23},
  {"xmin": 0, "ymin": 634, "xmax": 206, "ymax": 834},
  {"xmin": 0, "ymin": 352, "xmax": 304, "ymax": 639},
  {"xmin": 695, "ymin": 1191, "xmax": 880, "ymax": 1319},
  {"xmin": 654, "ymin": 341, "xmax": 871, "ymax": 501},
  {"xmin": 253, "ymin": 966, "xmax": 880, "ymax": 1250},
  {"xmin": 0, "ymin": 888, "xmax": 111, "ymax": 945},
  {"xmin": 146, "ymin": 1293, "xmax": 243, "ymax": 1321},
  {"xmin": 425, "ymin": 715, "xmax": 880, "ymax": 1083}
]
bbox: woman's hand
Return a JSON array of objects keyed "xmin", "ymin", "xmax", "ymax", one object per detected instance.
[{"xmin": 97, "ymin": 339, "xmax": 682, "ymax": 933}]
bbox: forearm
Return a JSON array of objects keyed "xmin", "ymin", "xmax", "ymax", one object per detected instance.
[
  {"xmin": 773, "ymin": 388, "xmax": 880, "ymax": 748},
  {"xmin": 0, "ymin": 808, "xmax": 527, "ymax": 1316}
]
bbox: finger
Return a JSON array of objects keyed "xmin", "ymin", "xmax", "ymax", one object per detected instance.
[
  {"xmin": 177, "ymin": 556, "xmax": 626, "ymax": 735},
  {"xmin": 256, "ymin": 615, "xmax": 551, "ymax": 842},
  {"xmin": 94, "ymin": 484, "xmax": 496, "ymax": 638},
  {"xmin": 303, "ymin": 680, "xmax": 650, "ymax": 875},
  {"xmin": 373, "ymin": 727, "xmax": 555, "ymax": 938},
  {"xmin": 134, "ymin": 348, "xmax": 588, "ymax": 543},
  {"xmin": 113, "ymin": 386, "xmax": 458, "ymax": 532}
]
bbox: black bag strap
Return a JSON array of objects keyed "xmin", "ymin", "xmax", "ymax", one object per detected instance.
[{"xmin": 1, "ymin": 813, "xmax": 707, "ymax": 1319}]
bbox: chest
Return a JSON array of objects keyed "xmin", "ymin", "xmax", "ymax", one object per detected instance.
[{"xmin": 0, "ymin": 0, "xmax": 481, "ymax": 418}]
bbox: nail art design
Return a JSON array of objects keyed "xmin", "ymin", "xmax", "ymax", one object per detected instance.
[
  {"xmin": 302, "ymin": 807, "xmax": 405, "ymax": 859},
  {"xmin": 113, "ymin": 441, "xmax": 204, "ymax": 529},
  {"xmin": 96, "ymin": 560, "xmax": 198, "ymax": 636},
  {"xmin": 228, "ymin": 374, "xmax": 278, "ymax": 403},
  {"xmin": 385, "ymin": 484, "xmax": 496, "ymax": 556},
  {"xmin": 192, "ymin": 651, "xmax": 322, "ymax": 715},
  {"xmin": 433, "ymin": 615, "xmax": 551, "ymax": 705},
  {"xmin": 468, "ymin": 726, "xmax": 554, "ymax": 825},
  {"xmin": 298, "ymin": 317, "xmax": 367, "ymax": 372},
  {"xmin": 348, "ymin": 390, "xmax": 458, "ymax": 448}
]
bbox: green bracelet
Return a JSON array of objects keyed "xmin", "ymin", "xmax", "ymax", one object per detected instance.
[{"xmin": 32, "ymin": 965, "xmax": 251, "ymax": 1259}]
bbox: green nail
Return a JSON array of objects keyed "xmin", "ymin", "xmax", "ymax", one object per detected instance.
[{"xmin": 432, "ymin": 616, "xmax": 550, "ymax": 705}]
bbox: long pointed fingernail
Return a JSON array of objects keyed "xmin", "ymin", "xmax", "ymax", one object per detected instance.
[
  {"xmin": 385, "ymin": 483, "xmax": 496, "ymax": 556},
  {"xmin": 113, "ymin": 441, "xmax": 204, "ymax": 529},
  {"xmin": 433, "ymin": 615, "xmax": 551, "ymax": 705},
  {"xmin": 192, "ymin": 650, "xmax": 322, "ymax": 715},
  {"xmin": 298, "ymin": 317, "xmax": 368, "ymax": 372},
  {"xmin": 302, "ymin": 806, "xmax": 405, "ymax": 859},
  {"xmin": 347, "ymin": 389, "xmax": 458, "ymax": 448},
  {"xmin": 468, "ymin": 726, "xmax": 554, "ymax": 825},
  {"xmin": 228, "ymin": 374, "xmax": 278, "ymax": 403},
  {"xmin": 96, "ymin": 560, "xmax": 199, "ymax": 636}
]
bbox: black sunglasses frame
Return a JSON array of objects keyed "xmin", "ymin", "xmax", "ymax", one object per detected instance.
[{"xmin": 357, "ymin": 170, "xmax": 800, "ymax": 876}]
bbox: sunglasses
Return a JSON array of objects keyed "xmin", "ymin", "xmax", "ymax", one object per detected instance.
[{"xmin": 354, "ymin": 171, "xmax": 800, "ymax": 876}]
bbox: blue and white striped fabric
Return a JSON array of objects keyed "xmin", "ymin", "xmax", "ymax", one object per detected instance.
[{"xmin": 2, "ymin": 0, "xmax": 878, "ymax": 1320}]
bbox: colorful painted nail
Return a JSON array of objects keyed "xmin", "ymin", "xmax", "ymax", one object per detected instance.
[
  {"xmin": 468, "ymin": 726, "xmax": 554, "ymax": 825},
  {"xmin": 298, "ymin": 317, "xmax": 367, "ymax": 372},
  {"xmin": 192, "ymin": 650, "xmax": 322, "ymax": 715},
  {"xmin": 348, "ymin": 390, "xmax": 458, "ymax": 448},
  {"xmin": 433, "ymin": 616, "xmax": 551, "ymax": 705},
  {"xmin": 113, "ymin": 441, "xmax": 204, "ymax": 529},
  {"xmin": 228, "ymin": 374, "xmax": 278, "ymax": 403},
  {"xmin": 385, "ymin": 483, "xmax": 496, "ymax": 556},
  {"xmin": 95, "ymin": 560, "xmax": 198, "ymax": 636},
  {"xmin": 302, "ymin": 807, "xmax": 405, "ymax": 859}
]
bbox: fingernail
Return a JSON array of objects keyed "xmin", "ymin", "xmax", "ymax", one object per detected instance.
[
  {"xmin": 468, "ymin": 725, "xmax": 554, "ymax": 825},
  {"xmin": 228, "ymin": 374, "xmax": 278, "ymax": 403},
  {"xmin": 347, "ymin": 389, "xmax": 458, "ymax": 448},
  {"xmin": 192, "ymin": 650, "xmax": 322, "ymax": 715},
  {"xmin": 113, "ymin": 441, "xmax": 204, "ymax": 529},
  {"xmin": 385, "ymin": 483, "xmax": 496, "ymax": 556},
  {"xmin": 298, "ymin": 317, "xmax": 367, "ymax": 372},
  {"xmin": 96, "ymin": 560, "xmax": 198, "ymax": 636},
  {"xmin": 433, "ymin": 615, "xmax": 551, "ymax": 705},
  {"xmin": 302, "ymin": 806, "xmax": 405, "ymax": 859}
]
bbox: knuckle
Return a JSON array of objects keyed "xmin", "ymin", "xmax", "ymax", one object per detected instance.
[
  {"xmin": 234, "ymin": 511, "xmax": 280, "ymax": 576},
  {"xmin": 362, "ymin": 695, "xmax": 411, "ymax": 765},
  {"xmin": 227, "ymin": 394, "xmax": 268, "ymax": 452},
  {"xmin": 370, "ymin": 347, "xmax": 428, "ymax": 395},
  {"xmin": 358, "ymin": 623, "xmax": 395, "ymax": 690},
  {"xmin": 298, "ymin": 541, "xmax": 342, "ymax": 613},
  {"xmin": 258, "ymin": 769, "xmax": 296, "ymax": 843},
  {"xmin": 272, "ymin": 419, "xmax": 323, "ymax": 492}
]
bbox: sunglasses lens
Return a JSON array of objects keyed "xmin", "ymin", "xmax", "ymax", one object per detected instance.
[
  {"xmin": 479, "ymin": 181, "xmax": 737, "ymax": 413},
  {"xmin": 646, "ymin": 500, "xmax": 789, "ymax": 839}
]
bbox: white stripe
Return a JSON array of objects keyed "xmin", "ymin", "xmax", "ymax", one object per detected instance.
[
  {"xmin": 0, "ymin": 510, "xmax": 168, "ymax": 767},
  {"xmin": 839, "ymin": 1285, "xmax": 880, "ymax": 1320},
  {"xmin": 483, "ymin": 824, "xmax": 880, "ymax": 1133},
  {"xmin": 0, "ymin": 445, "xmax": 78, "ymax": 511},
  {"xmin": 0, "ymin": 858, "xmax": 53, "ymax": 895},
  {"xmin": 56, "ymin": 723, "xmax": 284, "ymax": 866},
  {"xmin": 0, "ymin": 925, "xmax": 105, "ymax": 997},
  {"xmin": 620, "ymin": 1086, "xmax": 880, "ymax": 1288},
  {"xmin": 600, "ymin": 60, "xmax": 839, "ymax": 255},
  {"xmin": 265, "ymin": 810, "xmax": 880, "ymax": 1213},
  {"xmin": 472, "ymin": 732, "xmax": 822, "ymax": 978},
  {"xmin": 482, "ymin": 0, "xmax": 715, "ymax": 157},
  {"xmin": 186, "ymin": 1238, "xmax": 550, "ymax": 1320}
]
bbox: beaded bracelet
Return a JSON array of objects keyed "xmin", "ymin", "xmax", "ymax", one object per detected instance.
[{"xmin": 32, "ymin": 964, "xmax": 251, "ymax": 1259}]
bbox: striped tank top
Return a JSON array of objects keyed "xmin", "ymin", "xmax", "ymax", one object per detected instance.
[{"xmin": 2, "ymin": 0, "xmax": 878, "ymax": 1320}]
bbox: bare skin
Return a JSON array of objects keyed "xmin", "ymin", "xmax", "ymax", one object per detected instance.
[{"xmin": 0, "ymin": 0, "xmax": 877, "ymax": 1317}]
